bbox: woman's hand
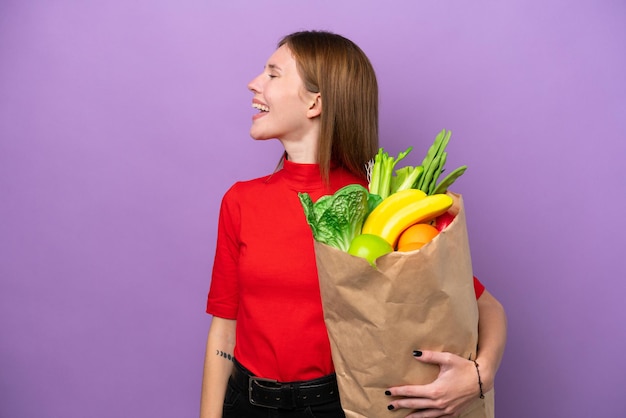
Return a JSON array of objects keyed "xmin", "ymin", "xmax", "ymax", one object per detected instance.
[
  {"xmin": 384, "ymin": 288, "xmax": 506, "ymax": 417},
  {"xmin": 385, "ymin": 350, "xmax": 481, "ymax": 418}
]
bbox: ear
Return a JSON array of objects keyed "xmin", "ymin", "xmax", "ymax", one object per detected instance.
[{"xmin": 306, "ymin": 93, "xmax": 322, "ymax": 119}]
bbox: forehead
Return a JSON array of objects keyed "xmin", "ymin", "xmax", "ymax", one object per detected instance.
[{"xmin": 265, "ymin": 45, "xmax": 297, "ymax": 71}]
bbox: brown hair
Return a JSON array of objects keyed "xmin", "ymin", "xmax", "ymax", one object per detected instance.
[{"xmin": 278, "ymin": 31, "xmax": 379, "ymax": 183}]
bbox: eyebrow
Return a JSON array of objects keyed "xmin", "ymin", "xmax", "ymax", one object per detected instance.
[{"xmin": 266, "ymin": 64, "xmax": 282, "ymax": 72}]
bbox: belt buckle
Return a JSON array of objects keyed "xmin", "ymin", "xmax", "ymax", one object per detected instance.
[{"xmin": 248, "ymin": 376, "xmax": 281, "ymax": 409}]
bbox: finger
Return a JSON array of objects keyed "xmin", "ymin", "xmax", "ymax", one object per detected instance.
[
  {"xmin": 412, "ymin": 349, "xmax": 455, "ymax": 367},
  {"xmin": 400, "ymin": 407, "xmax": 456, "ymax": 418},
  {"xmin": 386, "ymin": 383, "xmax": 434, "ymax": 398},
  {"xmin": 387, "ymin": 397, "xmax": 437, "ymax": 412},
  {"xmin": 404, "ymin": 412, "xmax": 456, "ymax": 418},
  {"xmin": 403, "ymin": 414, "xmax": 453, "ymax": 418}
]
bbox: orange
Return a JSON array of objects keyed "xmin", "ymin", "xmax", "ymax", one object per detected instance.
[{"xmin": 396, "ymin": 223, "xmax": 439, "ymax": 251}]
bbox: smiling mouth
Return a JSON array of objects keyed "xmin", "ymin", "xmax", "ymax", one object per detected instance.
[{"xmin": 252, "ymin": 103, "xmax": 269, "ymax": 112}]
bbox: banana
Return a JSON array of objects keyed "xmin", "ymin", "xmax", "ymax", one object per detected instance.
[
  {"xmin": 362, "ymin": 193, "xmax": 453, "ymax": 247},
  {"xmin": 366, "ymin": 189, "xmax": 427, "ymax": 230}
]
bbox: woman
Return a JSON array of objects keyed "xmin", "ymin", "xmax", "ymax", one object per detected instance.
[{"xmin": 200, "ymin": 30, "xmax": 506, "ymax": 418}]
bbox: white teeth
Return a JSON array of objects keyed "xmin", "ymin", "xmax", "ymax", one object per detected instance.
[{"xmin": 252, "ymin": 103, "xmax": 269, "ymax": 112}]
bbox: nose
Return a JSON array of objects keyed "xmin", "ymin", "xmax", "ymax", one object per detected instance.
[{"xmin": 247, "ymin": 73, "xmax": 264, "ymax": 93}]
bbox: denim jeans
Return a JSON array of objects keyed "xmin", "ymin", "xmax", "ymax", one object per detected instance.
[{"xmin": 222, "ymin": 376, "xmax": 346, "ymax": 418}]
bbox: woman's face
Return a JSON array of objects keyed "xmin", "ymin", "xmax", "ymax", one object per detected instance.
[{"xmin": 247, "ymin": 45, "xmax": 320, "ymax": 143}]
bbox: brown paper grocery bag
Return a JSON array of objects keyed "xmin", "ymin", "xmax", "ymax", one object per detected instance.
[{"xmin": 315, "ymin": 192, "xmax": 494, "ymax": 417}]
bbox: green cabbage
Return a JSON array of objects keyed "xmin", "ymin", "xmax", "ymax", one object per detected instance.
[{"xmin": 299, "ymin": 184, "xmax": 381, "ymax": 252}]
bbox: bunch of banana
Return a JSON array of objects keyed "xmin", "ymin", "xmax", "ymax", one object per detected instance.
[{"xmin": 362, "ymin": 189, "xmax": 453, "ymax": 247}]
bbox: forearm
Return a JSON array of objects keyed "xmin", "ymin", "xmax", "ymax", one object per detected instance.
[
  {"xmin": 475, "ymin": 289, "xmax": 507, "ymax": 392},
  {"xmin": 200, "ymin": 317, "xmax": 236, "ymax": 418}
]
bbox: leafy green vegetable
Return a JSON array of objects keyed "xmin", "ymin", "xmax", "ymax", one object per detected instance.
[
  {"xmin": 368, "ymin": 147, "xmax": 424, "ymax": 199},
  {"xmin": 390, "ymin": 165, "xmax": 424, "ymax": 194},
  {"xmin": 370, "ymin": 129, "xmax": 467, "ymax": 196},
  {"xmin": 299, "ymin": 184, "xmax": 379, "ymax": 251}
]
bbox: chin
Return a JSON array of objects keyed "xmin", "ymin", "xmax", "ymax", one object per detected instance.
[
  {"xmin": 250, "ymin": 131, "xmax": 276, "ymax": 141},
  {"xmin": 250, "ymin": 134, "xmax": 270, "ymax": 141}
]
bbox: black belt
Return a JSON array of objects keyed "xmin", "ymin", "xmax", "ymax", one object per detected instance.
[{"xmin": 230, "ymin": 358, "xmax": 340, "ymax": 409}]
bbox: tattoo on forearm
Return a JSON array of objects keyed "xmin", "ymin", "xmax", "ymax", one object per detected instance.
[{"xmin": 215, "ymin": 349, "xmax": 234, "ymax": 362}]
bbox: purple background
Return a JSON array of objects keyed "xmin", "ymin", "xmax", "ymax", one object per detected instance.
[{"xmin": 1, "ymin": 1, "xmax": 625, "ymax": 417}]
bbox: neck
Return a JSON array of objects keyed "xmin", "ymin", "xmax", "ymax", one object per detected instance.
[
  {"xmin": 279, "ymin": 137, "xmax": 319, "ymax": 164},
  {"xmin": 278, "ymin": 120, "xmax": 320, "ymax": 164}
]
